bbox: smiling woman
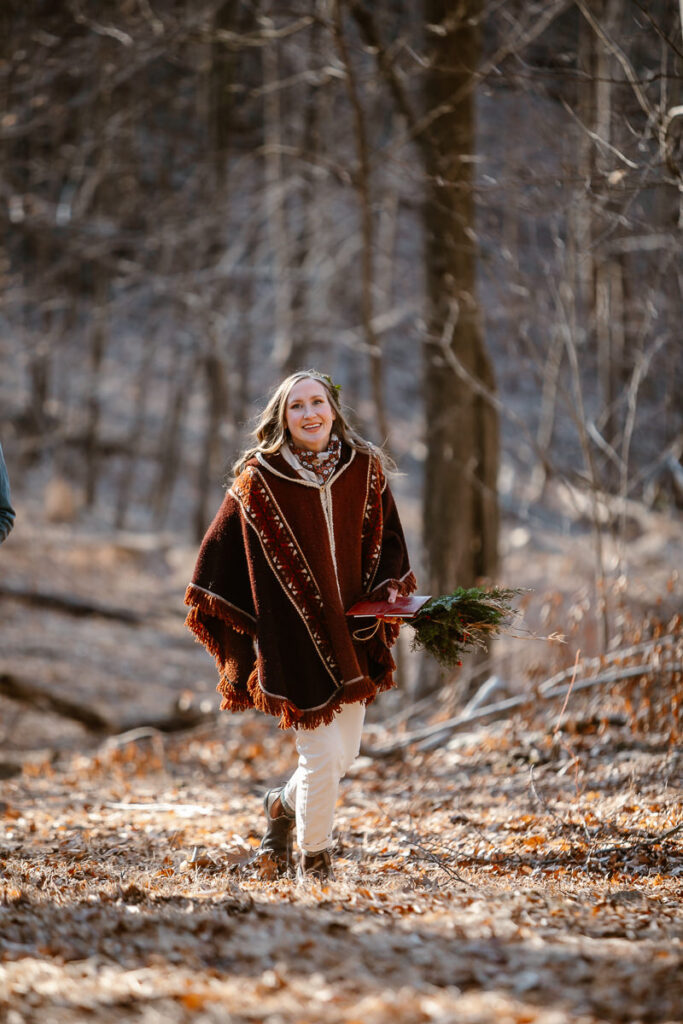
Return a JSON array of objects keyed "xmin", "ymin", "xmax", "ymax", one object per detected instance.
[
  {"xmin": 184, "ymin": 369, "xmax": 416, "ymax": 881},
  {"xmin": 285, "ymin": 378, "xmax": 335, "ymax": 452}
]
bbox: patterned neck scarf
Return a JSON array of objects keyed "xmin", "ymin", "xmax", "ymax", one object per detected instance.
[{"xmin": 291, "ymin": 434, "xmax": 342, "ymax": 485}]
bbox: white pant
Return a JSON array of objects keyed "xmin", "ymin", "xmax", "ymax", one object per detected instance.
[{"xmin": 282, "ymin": 701, "xmax": 365, "ymax": 854}]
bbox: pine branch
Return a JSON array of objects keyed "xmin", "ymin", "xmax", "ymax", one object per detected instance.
[{"xmin": 409, "ymin": 586, "xmax": 521, "ymax": 667}]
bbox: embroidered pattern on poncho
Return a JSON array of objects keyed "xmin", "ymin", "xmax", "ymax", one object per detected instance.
[
  {"xmin": 361, "ymin": 455, "xmax": 384, "ymax": 592},
  {"xmin": 291, "ymin": 434, "xmax": 342, "ymax": 484},
  {"xmin": 230, "ymin": 465, "xmax": 342, "ymax": 685}
]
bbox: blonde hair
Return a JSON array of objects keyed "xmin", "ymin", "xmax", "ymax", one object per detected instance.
[{"xmin": 231, "ymin": 369, "xmax": 395, "ymax": 477}]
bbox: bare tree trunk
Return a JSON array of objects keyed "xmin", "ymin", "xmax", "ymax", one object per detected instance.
[
  {"xmin": 28, "ymin": 337, "xmax": 51, "ymax": 436},
  {"xmin": 232, "ymin": 287, "xmax": 254, "ymax": 433},
  {"xmin": 284, "ymin": 14, "xmax": 324, "ymax": 375},
  {"xmin": 84, "ymin": 276, "xmax": 108, "ymax": 508},
  {"xmin": 115, "ymin": 334, "xmax": 156, "ymax": 531},
  {"xmin": 422, "ymin": 0, "xmax": 499, "ymax": 597},
  {"xmin": 593, "ymin": 0, "xmax": 626, "ymax": 482},
  {"xmin": 576, "ymin": 0, "xmax": 630, "ymax": 492},
  {"xmin": 194, "ymin": 333, "xmax": 228, "ymax": 542},
  {"xmin": 347, "ymin": 0, "xmax": 499, "ymax": 696},
  {"xmin": 263, "ymin": 25, "xmax": 295, "ymax": 372},
  {"xmin": 333, "ymin": 0, "xmax": 391, "ymax": 448},
  {"xmin": 573, "ymin": 13, "xmax": 595, "ymax": 314},
  {"xmin": 151, "ymin": 347, "xmax": 194, "ymax": 528},
  {"xmin": 208, "ymin": 0, "xmax": 240, "ymax": 172}
]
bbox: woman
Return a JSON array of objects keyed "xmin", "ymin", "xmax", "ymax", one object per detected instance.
[{"xmin": 185, "ymin": 370, "xmax": 416, "ymax": 880}]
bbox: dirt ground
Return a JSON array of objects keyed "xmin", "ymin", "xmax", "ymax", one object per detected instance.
[
  {"xmin": 1, "ymin": 498, "xmax": 682, "ymax": 1023},
  {"xmin": 1, "ymin": 711, "xmax": 681, "ymax": 1024}
]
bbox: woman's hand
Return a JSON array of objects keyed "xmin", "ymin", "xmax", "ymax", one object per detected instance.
[{"xmin": 387, "ymin": 586, "xmax": 398, "ymax": 603}]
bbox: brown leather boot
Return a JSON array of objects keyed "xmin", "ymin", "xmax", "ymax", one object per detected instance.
[
  {"xmin": 297, "ymin": 848, "xmax": 335, "ymax": 882},
  {"xmin": 255, "ymin": 787, "xmax": 295, "ymax": 875}
]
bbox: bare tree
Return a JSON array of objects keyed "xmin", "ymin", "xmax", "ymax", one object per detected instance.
[
  {"xmin": 421, "ymin": 0, "xmax": 499, "ymax": 595},
  {"xmin": 333, "ymin": 1, "xmax": 391, "ymax": 448}
]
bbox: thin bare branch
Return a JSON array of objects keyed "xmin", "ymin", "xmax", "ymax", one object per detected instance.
[
  {"xmin": 560, "ymin": 97, "xmax": 639, "ymax": 170},
  {"xmin": 575, "ymin": 0, "xmax": 657, "ymax": 124}
]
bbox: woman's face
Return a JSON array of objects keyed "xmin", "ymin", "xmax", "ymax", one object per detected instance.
[{"xmin": 285, "ymin": 377, "xmax": 335, "ymax": 452}]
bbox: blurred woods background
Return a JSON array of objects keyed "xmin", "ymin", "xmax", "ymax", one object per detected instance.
[{"xmin": 1, "ymin": 0, "xmax": 681, "ymax": 686}]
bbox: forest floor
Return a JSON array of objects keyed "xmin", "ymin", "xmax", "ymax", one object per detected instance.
[{"xmin": 1, "ymin": 495, "xmax": 682, "ymax": 1024}]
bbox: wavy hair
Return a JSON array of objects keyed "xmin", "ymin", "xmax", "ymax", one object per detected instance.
[{"xmin": 231, "ymin": 369, "xmax": 395, "ymax": 478}]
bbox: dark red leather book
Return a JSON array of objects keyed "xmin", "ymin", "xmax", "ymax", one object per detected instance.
[{"xmin": 346, "ymin": 595, "xmax": 432, "ymax": 619}]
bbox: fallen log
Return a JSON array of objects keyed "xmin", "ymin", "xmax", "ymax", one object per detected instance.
[
  {"xmin": 369, "ymin": 636, "xmax": 680, "ymax": 740},
  {"xmin": 0, "ymin": 672, "xmax": 111, "ymax": 731},
  {"xmin": 0, "ymin": 672, "xmax": 217, "ymax": 735},
  {"xmin": 537, "ymin": 634, "xmax": 680, "ymax": 694},
  {"xmin": 0, "ymin": 582, "xmax": 144, "ymax": 624},
  {"xmin": 361, "ymin": 660, "xmax": 682, "ymax": 758},
  {"xmin": 414, "ymin": 675, "xmax": 508, "ymax": 754},
  {"xmin": 365, "ymin": 657, "xmax": 496, "ymax": 736}
]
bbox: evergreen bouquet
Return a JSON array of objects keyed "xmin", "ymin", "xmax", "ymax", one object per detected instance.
[{"xmin": 408, "ymin": 586, "xmax": 521, "ymax": 667}]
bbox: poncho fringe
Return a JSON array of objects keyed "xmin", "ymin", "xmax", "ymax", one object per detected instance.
[
  {"xmin": 245, "ymin": 669, "xmax": 380, "ymax": 731},
  {"xmin": 184, "ymin": 584, "xmax": 256, "ymax": 638},
  {"xmin": 185, "ymin": 582, "xmax": 400, "ymax": 730}
]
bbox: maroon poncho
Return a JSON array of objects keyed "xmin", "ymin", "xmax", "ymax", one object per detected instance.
[{"xmin": 184, "ymin": 442, "xmax": 416, "ymax": 729}]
